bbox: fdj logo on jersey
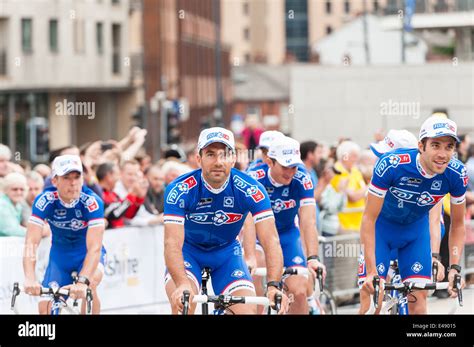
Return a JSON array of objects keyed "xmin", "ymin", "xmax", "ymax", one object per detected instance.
[
  {"xmin": 188, "ymin": 210, "xmax": 243, "ymax": 226},
  {"xmin": 167, "ymin": 176, "xmax": 197, "ymax": 204},
  {"xmin": 233, "ymin": 176, "xmax": 265, "ymax": 202},
  {"xmin": 390, "ymin": 187, "xmax": 443, "ymax": 206},
  {"xmin": 272, "ymin": 199, "xmax": 296, "ymax": 213},
  {"xmin": 375, "ymin": 154, "xmax": 411, "ymax": 177}
]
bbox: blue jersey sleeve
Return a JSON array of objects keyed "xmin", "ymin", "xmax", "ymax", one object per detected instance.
[
  {"xmin": 29, "ymin": 190, "xmax": 56, "ymax": 227},
  {"xmin": 81, "ymin": 192, "xmax": 105, "ymax": 228},
  {"xmin": 294, "ymin": 169, "xmax": 316, "ymax": 207},
  {"xmin": 368, "ymin": 152, "xmax": 399, "ymax": 198},
  {"xmin": 232, "ymin": 173, "xmax": 274, "ymax": 224},
  {"xmin": 163, "ymin": 174, "xmax": 198, "ymax": 225},
  {"xmin": 447, "ymin": 160, "xmax": 468, "ymax": 205}
]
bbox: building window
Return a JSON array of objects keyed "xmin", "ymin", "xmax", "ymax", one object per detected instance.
[
  {"xmin": 21, "ymin": 18, "xmax": 33, "ymax": 53},
  {"xmin": 326, "ymin": 26, "xmax": 332, "ymax": 35},
  {"xmin": 49, "ymin": 19, "xmax": 58, "ymax": 53},
  {"xmin": 344, "ymin": 0, "xmax": 350, "ymax": 14},
  {"xmin": 74, "ymin": 19, "xmax": 85, "ymax": 53},
  {"xmin": 112, "ymin": 0, "xmax": 120, "ymax": 4},
  {"xmin": 112, "ymin": 23, "xmax": 121, "ymax": 74},
  {"xmin": 96, "ymin": 22, "xmax": 103, "ymax": 54},
  {"xmin": 325, "ymin": 0, "xmax": 331, "ymax": 14},
  {"xmin": 243, "ymin": 2, "xmax": 249, "ymax": 15},
  {"xmin": 244, "ymin": 27, "xmax": 250, "ymax": 41}
]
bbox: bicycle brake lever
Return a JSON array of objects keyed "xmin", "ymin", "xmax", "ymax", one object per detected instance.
[
  {"xmin": 274, "ymin": 293, "xmax": 282, "ymax": 313},
  {"xmin": 11, "ymin": 282, "xmax": 20, "ymax": 310},
  {"xmin": 454, "ymin": 274, "xmax": 463, "ymax": 307},
  {"xmin": 86, "ymin": 288, "xmax": 93, "ymax": 314},
  {"xmin": 432, "ymin": 261, "xmax": 438, "ymax": 283},
  {"xmin": 317, "ymin": 267, "xmax": 324, "ymax": 291},
  {"xmin": 373, "ymin": 276, "xmax": 380, "ymax": 309},
  {"xmin": 182, "ymin": 290, "xmax": 190, "ymax": 315}
]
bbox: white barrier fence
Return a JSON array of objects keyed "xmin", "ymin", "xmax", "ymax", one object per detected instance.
[{"xmin": 0, "ymin": 226, "xmax": 169, "ymax": 314}]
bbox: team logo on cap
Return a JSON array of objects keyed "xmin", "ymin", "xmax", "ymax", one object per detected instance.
[
  {"xmin": 433, "ymin": 123, "xmax": 455, "ymax": 132},
  {"xmin": 206, "ymin": 132, "xmax": 230, "ymax": 141}
]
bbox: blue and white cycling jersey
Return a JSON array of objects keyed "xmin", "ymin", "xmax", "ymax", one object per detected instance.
[
  {"xmin": 163, "ymin": 168, "xmax": 274, "ymax": 294},
  {"xmin": 368, "ymin": 148, "xmax": 467, "ymax": 224},
  {"xmin": 359, "ymin": 148, "xmax": 468, "ymax": 283},
  {"xmin": 29, "ymin": 186, "xmax": 106, "ymax": 287},
  {"xmin": 248, "ymin": 164, "xmax": 316, "ymax": 268},
  {"xmin": 246, "ymin": 158, "xmax": 265, "ymax": 173}
]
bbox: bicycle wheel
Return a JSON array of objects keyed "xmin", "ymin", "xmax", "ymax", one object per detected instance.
[{"xmin": 319, "ymin": 289, "xmax": 337, "ymax": 315}]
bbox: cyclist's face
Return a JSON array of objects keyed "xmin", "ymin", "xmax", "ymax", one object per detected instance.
[
  {"xmin": 419, "ymin": 136, "xmax": 456, "ymax": 175},
  {"xmin": 198, "ymin": 143, "xmax": 235, "ymax": 186},
  {"xmin": 267, "ymin": 159, "xmax": 297, "ymax": 185},
  {"xmin": 53, "ymin": 171, "xmax": 83, "ymax": 202}
]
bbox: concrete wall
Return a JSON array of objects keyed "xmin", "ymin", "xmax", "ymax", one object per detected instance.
[{"xmin": 290, "ymin": 63, "xmax": 474, "ymax": 147}]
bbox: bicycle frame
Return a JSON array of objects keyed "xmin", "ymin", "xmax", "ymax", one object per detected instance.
[{"xmin": 387, "ymin": 261, "xmax": 409, "ymax": 315}]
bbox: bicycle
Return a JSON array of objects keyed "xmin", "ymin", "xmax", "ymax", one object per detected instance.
[
  {"xmin": 181, "ymin": 267, "xmax": 282, "ymax": 315},
  {"xmin": 369, "ymin": 272, "xmax": 463, "ymax": 315},
  {"xmin": 11, "ymin": 272, "xmax": 93, "ymax": 315},
  {"xmin": 253, "ymin": 266, "xmax": 337, "ymax": 314}
]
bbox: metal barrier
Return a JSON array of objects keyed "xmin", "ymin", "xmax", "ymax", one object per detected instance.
[{"xmin": 318, "ymin": 232, "xmax": 361, "ymax": 303}]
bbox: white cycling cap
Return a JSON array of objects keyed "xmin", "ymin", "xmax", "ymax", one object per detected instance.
[
  {"xmin": 268, "ymin": 136, "xmax": 303, "ymax": 168},
  {"xmin": 370, "ymin": 129, "xmax": 418, "ymax": 157},
  {"xmin": 52, "ymin": 155, "xmax": 83, "ymax": 177},
  {"xmin": 197, "ymin": 127, "xmax": 235, "ymax": 152}
]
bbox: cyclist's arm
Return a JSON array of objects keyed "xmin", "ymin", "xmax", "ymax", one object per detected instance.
[
  {"xmin": 241, "ymin": 213, "xmax": 257, "ymax": 263},
  {"xmin": 449, "ymin": 201, "xmax": 466, "ymax": 266},
  {"xmin": 360, "ymin": 193, "xmax": 384, "ymax": 276},
  {"xmin": 80, "ymin": 225, "xmax": 105, "ymax": 280},
  {"xmin": 164, "ymin": 223, "xmax": 189, "ymax": 287},
  {"xmin": 298, "ymin": 205, "xmax": 319, "ymax": 258},
  {"xmin": 255, "ymin": 218, "xmax": 283, "ymax": 282},
  {"xmin": 23, "ymin": 222, "xmax": 44, "ymax": 282},
  {"xmin": 429, "ymin": 201, "xmax": 442, "ymax": 254}
]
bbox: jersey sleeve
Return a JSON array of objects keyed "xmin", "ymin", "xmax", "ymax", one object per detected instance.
[
  {"xmin": 449, "ymin": 163, "xmax": 468, "ymax": 205},
  {"xmin": 163, "ymin": 174, "xmax": 198, "ymax": 225},
  {"xmin": 294, "ymin": 170, "xmax": 316, "ymax": 207},
  {"xmin": 368, "ymin": 153, "xmax": 396, "ymax": 198},
  {"xmin": 233, "ymin": 174, "xmax": 274, "ymax": 224},
  {"xmin": 29, "ymin": 191, "xmax": 53, "ymax": 227},
  {"xmin": 82, "ymin": 193, "xmax": 105, "ymax": 228}
]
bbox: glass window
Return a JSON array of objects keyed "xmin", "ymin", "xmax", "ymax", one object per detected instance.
[
  {"xmin": 21, "ymin": 18, "xmax": 33, "ymax": 53},
  {"xmin": 49, "ymin": 19, "xmax": 58, "ymax": 52}
]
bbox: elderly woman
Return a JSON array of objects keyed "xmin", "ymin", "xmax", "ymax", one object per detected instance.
[{"xmin": 0, "ymin": 172, "xmax": 28, "ymax": 237}]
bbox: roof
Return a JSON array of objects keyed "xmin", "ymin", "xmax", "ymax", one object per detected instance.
[{"xmin": 381, "ymin": 11, "xmax": 474, "ymax": 30}]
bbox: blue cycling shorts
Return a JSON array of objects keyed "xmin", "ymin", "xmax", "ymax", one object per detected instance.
[
  {"xmin": 164, "ymin": 239, "xmax": 255, "ymax": 295},
  {"xmin": 42, "ymin": 245, "xmax": 107, "ymax": 288}
]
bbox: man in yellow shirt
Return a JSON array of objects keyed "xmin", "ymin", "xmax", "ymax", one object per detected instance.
[{"xmin": 330, "ymin": 141, "xmax": 367, "ymax": 232}]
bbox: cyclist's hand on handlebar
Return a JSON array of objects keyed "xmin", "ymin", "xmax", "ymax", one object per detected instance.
[
  {"xmin": 172, "ymin": 284, "xmax": 193, "ymax": 314},
  {"xmin": 361, "ymin": 273, "xmax": 384, "ymax": 295},
  {"xmin": 266, "ymin": 287, "xmax": 288, "ymax": 315},
  {"xmin": 245, "ymin": 255, "xmax": 257, "ymax": 275},
  {"xmin": 24, "ymin": 278, "xmax": 41, "ymax": 296},
  {"xmin": 432, "ymin": 258, "xmax": 445, "ymax": 282},
  {"xmin": 307, "ymin": 259, "xmax": 326, "ymax": 282},
  {"xmin": 447, "ymin": 269, "xmax": 464, "ymax": 298},
  {"xmin": 63, "ymin": 282, "xmax": 88, "ymax": 300}
]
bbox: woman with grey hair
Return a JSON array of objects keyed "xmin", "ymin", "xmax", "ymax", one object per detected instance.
[{"xmin": 0, "ymin": 172, "xmax": 28, "ymax": 237}]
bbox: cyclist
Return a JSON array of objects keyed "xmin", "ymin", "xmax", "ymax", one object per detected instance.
[
  {"xmin": 244, "ymin": 135, "xmax": 326, "ymax": 314},
  {"xmin": 359, "ymin": 117, "xmax": 467, "ymax": 314},
  {"xmin": 23, "ymin": 155, "xmax": 106, "ymax": 314},
  {"xmin": 246, "ymin": 130, "xmax": 285, "ymax": 172},
  {"xmin": 163, "ymin": 127, "xmax": 288, "ymax": 314}
]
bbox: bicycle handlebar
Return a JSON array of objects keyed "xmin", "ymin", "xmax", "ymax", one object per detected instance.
[
  {"xmin": 372, "ymin": 274, "xmax": 463, "ymax": 308},
  {"xmin": 11, "ymin": 282, "xmax": 93, "ymax": 313}
]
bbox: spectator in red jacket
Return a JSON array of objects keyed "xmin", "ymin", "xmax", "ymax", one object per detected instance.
[{"xmin": 96, "ymin": 162, "xmax": 148, "ymax": 229}]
